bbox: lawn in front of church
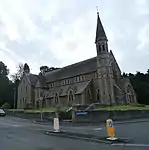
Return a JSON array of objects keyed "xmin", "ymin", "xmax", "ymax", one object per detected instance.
[
  {"xmin": 8, "ymin": 104, "xmax": 149, "ymax": 113},
  {"xmin": 95, "ymin": 104, "xmax": 149, "ymax": 111}
]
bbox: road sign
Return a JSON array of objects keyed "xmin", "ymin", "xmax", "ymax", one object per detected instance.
[{"xmin": 76, "ymin": 111, "xmax": 88, "ymax": 115}]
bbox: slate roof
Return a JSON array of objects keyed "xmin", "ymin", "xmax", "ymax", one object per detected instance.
[
  {"xmin": 44, "ymin": 81, "xmax": 91, "ymax": 98},
  {"xmin": 35, "ymin": 80, "xmax": 41, "ymax": 88},
  {"xmin": 45, "ymin": 57, "xmax": 97, "ymax": 83},
  {"xmin": 95, "ymin": 12, "xmax": 107, "ymax": 43},
  {"xmin": 27, "ymin": 74, "xmax": 39, "ymax": 86}
]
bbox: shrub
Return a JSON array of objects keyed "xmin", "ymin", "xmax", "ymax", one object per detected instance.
[{"xmin": 1, "ymin": 102, "xmax": 11, "ymax": 109}]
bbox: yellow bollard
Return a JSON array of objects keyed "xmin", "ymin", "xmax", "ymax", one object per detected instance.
[{"xmin": 106, "ymin": 119, "xmax": 117, "ymax": 140}]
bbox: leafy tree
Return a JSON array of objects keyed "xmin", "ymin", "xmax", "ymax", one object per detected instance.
[
  {"xmin": 128, "ymin": 70, "xmax": 149, "ymax": 105},
  {"xmin": 40, "ymin": 66, "xmax": 49, "ymax": 74},
  {"xmin": 122, "ymin": 72, "xmax": 128, "ymax": 77},
  {"xmin": 11, "ymin": 63, "xmax": 26, "ymax": 109},
  {"xmin": 0, "ymin": 61, "xmax": 14, "ymax": 107},
  {"xmin": 11, "ymin": 63, "xmax": 24, "ymax": 82},
  {"xmin": 39, "ymin": 66, "xmax": 60, "ymax": 75},
  {"xmin": 1, "ymin": 102, "xmax": 11, "ymax": 109}
]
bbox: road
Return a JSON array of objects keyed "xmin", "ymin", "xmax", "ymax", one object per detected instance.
[{"xmin": 0, "ymin": 116, "xmax": 149, "ymax": 150}]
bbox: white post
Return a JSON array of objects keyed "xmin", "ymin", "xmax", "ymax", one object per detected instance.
[{"xmin": 53, "ymin": 118, "xmax": 60, "ymax": 132}]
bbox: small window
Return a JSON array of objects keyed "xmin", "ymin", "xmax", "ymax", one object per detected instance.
[
  {"xmin": 82, "ymin": 76, "xmax": 84, "ymax": 80},
  {"xmin": 97, "ymin": 89, "xmax": 100, "ymax": 102},
  {"xmin": 102, "ymin": 45, "xmax": 105, "ymax": 51},
  {"xmin": 51, "ymin": 83, "xmax": 53, "ymax": 87},
  {"xmin": 78, "ymin": 76, "xmax": 80, "ymax": 81},
  {"xmin": 69, "ymin": 79, "xmax": 72, "ymax": 84},
  {"xmin": 68, "ymin": 90, "xmax": 73, "ymax": 102},
  {"xmin": 95, "ymin": 73, "xmax": 97, "ymax": 78},
  {"xmin": 76, "ymin": 77, "xmax": 78, "ymax": 82},
  {"xmin": 87, "ymin": 90, "xmax": 91, "ymax": 100},
  {"xmin": 80, "ymin": 76, "xmax": 82, "ymax": 81},
  {"xmin": 62, "ymin": 80, "xmax": 65, "ymax": 85},
  {"xmin": 55, "ymin": 93, "xmax": 59, "ymax": 105},
  {"xmin": 97, "ymin": 45, "xmax": 101, "ymax": 52}
]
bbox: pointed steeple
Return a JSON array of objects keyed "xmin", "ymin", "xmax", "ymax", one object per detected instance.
[{"xmin": 95, "ymin": 12, "xmax": 107, "ymax": 43}]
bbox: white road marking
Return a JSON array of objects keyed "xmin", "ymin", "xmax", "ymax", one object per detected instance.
[
  {"xmin": 93, "ymin": 128, "xmax": 102, "ymax": 131},
  {"xmin": 10, "ymin": 124, "xmax": 21, "ymax": 127},
  {"xmin": 112, "ymin": 143, "xmax": 149, "ymax": 147}
]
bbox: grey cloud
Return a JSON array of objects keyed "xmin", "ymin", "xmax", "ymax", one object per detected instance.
[
  {"xmin": 99, "ymin": 0, "xmax": 149, "ymax": 73},
  {"xmin": 0, "ymin": 0, "xmax": 149, "ymax": 74},
  {"xmin": 6, "ymin": 39, "xmax": 62, "ymax": 67},
  {"xmin": 66, "ymin": 41, "xmax": 78, "ymax": 51}
]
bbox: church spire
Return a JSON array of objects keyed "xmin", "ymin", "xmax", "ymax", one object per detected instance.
[{"xmin": 95, "ymin": 10, "xmax": 107, "ymax": 43}]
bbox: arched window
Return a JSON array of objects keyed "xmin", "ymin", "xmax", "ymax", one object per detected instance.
[
  {"xmin": 96, "ymin": 89, "xmax": 101, "ymax": 102},
  {"xmin": 68, "ymin": 90, "xmax": 74, "ymax": 102},
  {"xmin": 126, "ymin": 84, "xmax": 135, "ymax": 104},
  {"xmin": 99, "ymin": 45, "xmax": 101, "ymax": 52},
  {"xmin": 55, "ymin": 93, "xmax": 59, "ymax": 105},
  {"xmin": 102, "ymin": 45, "xmax": 105, "ymax": 51},
  {"xmin": 87, "ymin": 90, "xmax": 92, "ymax": 102},
  {"xmin": 97, "ymin": 45, "xmax": 101, "ymax": 53},
  {"xmin": 36, "ymin": 101, "xmax": 39, "ymax": 108},
  {"xmin": 42, "ymin": 96, "xmax": 46, "ymax": 108}
]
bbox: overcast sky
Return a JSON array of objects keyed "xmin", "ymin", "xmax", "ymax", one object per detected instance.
[{"xmin": 0, "ymin": 0, "xmax": 149, "ymax": 75}]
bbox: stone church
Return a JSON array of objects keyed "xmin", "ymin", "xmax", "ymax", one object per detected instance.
[{"xmin": 17, "ymin": 12, "xmax": 137, "ymax": 109}]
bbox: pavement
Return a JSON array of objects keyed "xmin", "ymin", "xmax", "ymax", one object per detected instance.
[{"xmin": 0, "ymin": 116, "xmax": 149, "ymax": 150}]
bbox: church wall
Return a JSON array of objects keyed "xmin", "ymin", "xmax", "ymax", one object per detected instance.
[
  {"xmin": 17, "ymin": 76, "xmax": 31, "ymax": 108},
  {"xmin": 42, "ymin": 72, "xmax": 97, "ymax": 107},
  {"xmin": 74, "ymin": 94, "xmax": 82, "ymax": 105},
  {"xmin": 92, "ymin": 78, "xmax": 100, "ymax": 101},
  {"xmin": 44, "ymin": 93, "xmax": 84, "ymax": 107}
]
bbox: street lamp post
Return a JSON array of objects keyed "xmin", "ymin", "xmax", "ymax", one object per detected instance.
[
  {"xmin": 40, "ymin": 85, "xmax": 49, "ymax": 122},
  {"xmin": 13, "ymin": 87, "xmax": 16, "ymax": 115},
  {"xmin": 39, "ymin": 97, "xmax": 43, "ymax": 121}
]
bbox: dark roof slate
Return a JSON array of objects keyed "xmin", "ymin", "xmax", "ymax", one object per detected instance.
[
  {"xmin": 44, "ymin": 81, "xmax": 91, "ymax": 98},
  {"xmin": 95, "ymin": 12, "xmax": 107, "ymax": 43},
  {"xmin": 28, "ymin": 74, "xmax": 39, "ymax": 86},
  {"xmin": 45, "ymin": 57, "xmax": 97, "ymax": 83}
]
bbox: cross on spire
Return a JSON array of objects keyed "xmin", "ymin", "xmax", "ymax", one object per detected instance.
[{"xmin": 96, "ymin": 6, "xmax": 99, "ymax": 14}]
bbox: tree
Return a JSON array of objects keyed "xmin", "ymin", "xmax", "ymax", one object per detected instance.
[
  {"xmin": 0, "ymin": 61, "xmax": 14, "ymax": 107},
  {"xmin": 1, "ymin": 102, "xmax": 11, "ymax": 109},
  {"xmin": 122, "ymin": 72, "xmax": 128, "ymax": 77},
  {"xmin": 0, "ymin": 61, "xmax": 9, "ymax": 104},
  {"xmin": 128, "ymin": 70, "xmax": 149, "ymax": 105},
  {"xmin": 39, "ymin": 66, "xmax": 60, "ymax": 75},
  {"xmin": 40, "ymin": 66, "xmax": 49, "ymax": 74},
  {"xmin": 11, "ymin": 63, "xmax": 24, "ymax": 82},
  {"xmin": 11, "ymin": 63, "xmax": 25, "ymax": 109}
]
